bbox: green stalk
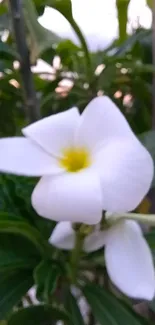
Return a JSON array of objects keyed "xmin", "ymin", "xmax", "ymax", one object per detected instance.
[
  {"xmin": 70, "ymin": 18, "xmax": 92, "ymax": 81},
  {"xmin": 70, "ymin": 231, "xmax": 84, "ymax": 284},
  {"xmin": 107, "ymin": 212, "xmax": 155, "ymax": 226}
]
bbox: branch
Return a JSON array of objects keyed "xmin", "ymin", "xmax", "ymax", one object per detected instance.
[{"xmin": 8, "ymin": 0, "xmax": 40, "ymax": 123}]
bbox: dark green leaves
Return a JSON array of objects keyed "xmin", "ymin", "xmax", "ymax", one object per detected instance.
[
  {"xmin": 8, "ymin": 305, "xmax": 69, "ymax": 325},
  {"xmin": 146, "ymin": 230, "xmax": 155, "ymax": 250},
  {"xmin": 0, "ymin": 175, "xmax": 55, "ymax": 239},
  {"xmin": 34, "ymin": 260, "xmax": 62, "ymax": 302},
  {"xmin": 0, "ymin": 271, "xmax": 33, "ymax": 320},
  {"xmin": 0, "ymin": 41, "xmax": 18, "ymax": 61},
  {"xmin": 66, "ymin": 291, "xmax": 85, "ymax": 325},
  {"xmin": 0, "ymin": 233, "xmax": 39, "ymax": 271},
  {"xmin": 83, "ymin": 284, "xmax": 149, "ymax": 325},
  {"xmin": 0, "ymin": 212, "xmax": 49, "ymax": 256}
]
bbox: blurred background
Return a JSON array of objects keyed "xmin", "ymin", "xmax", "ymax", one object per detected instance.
[{"xmin": 0, "ymin": 0, "xmax": 154, "ymax": 137}]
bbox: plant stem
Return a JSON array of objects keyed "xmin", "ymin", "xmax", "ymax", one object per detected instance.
[
  {"xmin": 8, "ymin": 0, "xmax": 40, "ymax": 123},
  {"xmin": 71, "ymin": 18, "xmax": 92, "ymax": 81},
  {"xmin": 70, "ymin": 231, "xmax": 83, "ymax": 284},
  {"xmin": 107, "ymin": 212, "xmax": 155, "ymax": 226}
]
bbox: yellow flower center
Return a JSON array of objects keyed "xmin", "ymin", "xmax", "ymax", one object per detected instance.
[{"xmin": 59, "ymin": 147, "xmax": 90, "ymax": 172}]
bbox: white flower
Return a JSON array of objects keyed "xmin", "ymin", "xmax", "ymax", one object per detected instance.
[
  {"xmin": 50, "ymin": 220, "xmax": 155, "ymax": 300},
  {"xmin": 0, "ymin": 96, "xmax": 153, "ymax": 223}
]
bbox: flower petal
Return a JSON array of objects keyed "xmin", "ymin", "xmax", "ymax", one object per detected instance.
[
  {"xmin": 32, "ymin": 170, "xmax": 102, "ymax": 224},
  {"xmin": 93, "ymin": 139, "xmax": 153, "ymax": 212},
  {"xmin": 105, "ymin": 220, "xmax": 155, "ymax": 300},
  {"xmin": 84, "ymin": 230, "xmax": 107, "ymax": 252},
  {"xmin": 0, "ymin": 138, "xmax": 62, "ymax": 176},
  {"xmin": 76, "ymin": 96, "xmax": 135, "ymax": 151},
  {"xmin": 49, "ymin": 221, "xmax": 75, "ymax": 250},
  {"xmin": 22, "ymin": 108, "xmax": 80, "ymax": 157}
]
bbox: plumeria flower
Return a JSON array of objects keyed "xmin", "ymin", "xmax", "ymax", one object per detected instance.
[
  {"xmin": 0, "ymin": 96, "xmax": 153, "ymax": 223},
  {"xmin": 50, "ymin": 220, "xmax": 155, "ymax": 300}
]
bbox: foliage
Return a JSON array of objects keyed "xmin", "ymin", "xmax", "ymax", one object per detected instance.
[{"xmin": 0, "ymin": 0, "xmax": 155, "ymax": 324}]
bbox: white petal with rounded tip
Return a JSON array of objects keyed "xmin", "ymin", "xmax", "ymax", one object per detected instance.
[
  {"xmin": 76, "ymin": 96, "xmax": 135, "ymax": 152},
  {"xmin": 49, "ymin": 221, "xmax": 75, "ymax": 250},
  {"xmin": 32, "ymin": 170, "xmax": 102, "ymax": 224},
  {"xmin": 105, "ymin": 220, "xmax": 155, "ymax": 300},
  {"xmin": 0, "ymin": 138, "xmax": 62, "ymax": 176},
  {"xmin": 84, "ymin": 230, "xmax": 107, "ymax": 252},
  {"xmin": 93, "ymin": 139, "xmax": 153, "ymax": 212},
  {"xmin": 22, "ymin": 108, "xmax": 80, "ymax": 157}
]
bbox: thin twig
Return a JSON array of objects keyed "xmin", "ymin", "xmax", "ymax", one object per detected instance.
[
  {"xmin": 152, "ymin": 0, "xmax": 155, "ymax": 129},
  {"xmin": 9, "ymin": 0, "xmax": 40, "ymax": 122}
]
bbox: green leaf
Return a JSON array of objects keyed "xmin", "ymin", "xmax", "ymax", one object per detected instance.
[
  {"xmin": 66, "ymin": 291, "xmax": 85, "ymax": 325},
  {"xmin": 48, "ymin": 0, "xmax": 73, "ymax": 22},
  {"xmin": 83, "ymin": 283, "xmax": 149, "ymax": 325},
  {"xmin": 0, "ymin": 2, "xmax": 7, "ymax": 15},
  {"xmin": 34, "ymin": 260, "xmax": 62, "ymax": 302},
  {"xmin": 139, "ymin": 130, "xmax": 155, "ymax": 187},
  {"xmin": 0, "ymin": 41, "xmax": 18, "ymax": 60},
  {"xmin": 116, "ymin": 0, "xmax": 131, "ymax": 43},
  {"xmin": 114, "ymin": 29, "xmax": 150, "ymax": 57},
  {"xmin": 0, "ymin": 175, "xmax": 55, "ymax": 239},
  {"xmin": 0, "ymin": 174, "xmax": 35, "ymax": 218},
  {"xmin": 145, "ymin": 230, "xmax": 155, "ymax": 250},
  {"xmin": 0, "ymin": 213, "xmax": 48, "ymax": 256},
  {"xmin": 56, "ymin": 40, "xmax": 81, "ymax": 70},
  {"xmin": 8, "ymin": 305, "xmax": 70, "ymax": 325},
  {"xmin": 0, "ymin": 271, "xmax": 33, "ymax": 319},
  {"xmin": 0, "ymin": 233, "xmax": 40, "ymax": 272}
]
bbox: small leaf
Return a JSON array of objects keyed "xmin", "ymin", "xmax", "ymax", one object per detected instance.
[
  {"xmin": 0, "ymin": 271, "xmax": 33, "ymax": 319},
  {"xmin": 83, "ymin": 283, "xmax": 149, "ymax": 325},
  {"xmin": 8, "ymin": 305, "xmax": 69, "ymax": 325}
]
